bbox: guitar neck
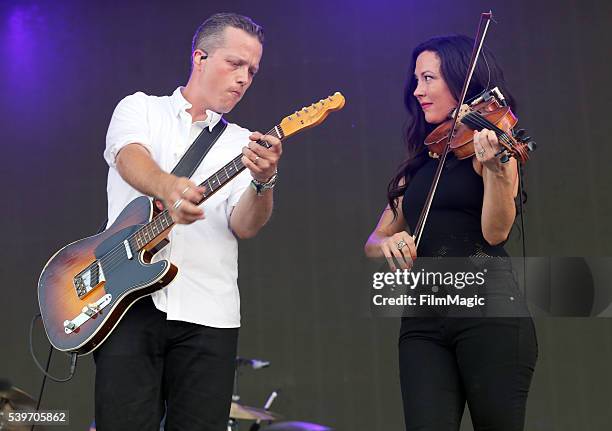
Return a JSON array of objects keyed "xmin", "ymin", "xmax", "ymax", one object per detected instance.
[
  {"xmin": 131, "ymin": 125, "xmax": 284, "ymax": 251},
  {"xmin": 196, "ymin": 125, "xmax": 283, "ymax": 202}
]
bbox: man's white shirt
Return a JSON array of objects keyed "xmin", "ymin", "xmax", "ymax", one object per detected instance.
[{"xmin": 104, "ymin": 87, "xmax": 252, "ymax": 328}]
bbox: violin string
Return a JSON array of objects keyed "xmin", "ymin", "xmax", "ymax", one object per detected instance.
[{"xmin": 463, "ymin": 112, "xmax": 516, "ymax": 149}]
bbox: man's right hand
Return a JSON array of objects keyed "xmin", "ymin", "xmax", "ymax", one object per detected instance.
[
  {"xmin": 157, "ymin": 174, "xmax": 206, "ymax": 224},
  {"xmin": 115, "ymin": 144, "xmax": 206, "ymax": 225}
]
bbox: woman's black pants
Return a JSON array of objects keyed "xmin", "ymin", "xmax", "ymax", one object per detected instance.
[{"xmin": 399, "ymin": 317, "xmax": 538, "ymax": 431}]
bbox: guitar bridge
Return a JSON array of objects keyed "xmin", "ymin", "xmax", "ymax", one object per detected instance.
[
  {"xmin": 63, "ymin": 294, "xmax": 112, "ymax": 334},
  {"xmin": 74, "ymin": 261, "xmax": 105, "ymax": 298}
]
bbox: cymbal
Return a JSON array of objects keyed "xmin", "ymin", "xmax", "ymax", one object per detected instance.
[
  {"xmin": 229, "ymin": 402, "xmax": 281, "ymax": 421},
  {"xmin": 0, "ymin": 384, "xmax": 36, "ymax": 410},
  {"xmin": 0, "ymin": 383, "xmax": 40, "ymax": 430},
  {"xmin": 260, "ymin": 422, "xmax": 332, "ymax": 431}
]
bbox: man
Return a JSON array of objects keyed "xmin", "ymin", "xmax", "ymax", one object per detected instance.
[{"xmin": 95, "ymin": 13, "xmax": 281, "ymax": 431}]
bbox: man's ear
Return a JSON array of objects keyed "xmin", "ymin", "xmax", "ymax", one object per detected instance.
[{"xmin": 193, "ymin": 50, "xmax": 208, "ymax": 68}]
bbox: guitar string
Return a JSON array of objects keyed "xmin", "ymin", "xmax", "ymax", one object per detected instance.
[
  {"xmin": 94, "ymin": 153, "xmax": 249, "ymax": 276},
  {"xmin": 78, "ymin": 98, "xmax": 339, "ymax": 292},
  {"xmin": 96, "ymin": 139, "xmax": 269, "ymax": 276},
  {"xmin": 79, "ymin": 127, "xmax": 281, "ymax": 289}
]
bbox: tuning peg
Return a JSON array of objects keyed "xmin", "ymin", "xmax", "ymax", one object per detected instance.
[
  {"xmin": 527, "ymin": 141, "xmax": 537, "ymax": 152},
  {"xmin": 513, "ymin": 128, "xmax": 526, "ymax": 139}
]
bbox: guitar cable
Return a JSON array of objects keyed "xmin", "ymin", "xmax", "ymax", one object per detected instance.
[
  {"xmin": 28, "ymin": 314, "xmax": 78, "ymax": 431},
  {"xmin": 29, "ymin": 313, "xmax": 78, "ymax": 383},
  {"xmin": 29, "ymin": 221, "xmax": 106, "ymax": 384}
]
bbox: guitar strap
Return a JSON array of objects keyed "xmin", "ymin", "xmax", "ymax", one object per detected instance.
[
  {"xmin": 152, "ymin": 118, "xmax": 229, "ymax": 208},
  {"xmin": 170, "ymin": 118, "xmax": 228, "ymax": 178},
  {"xmin": 96, "ymin": 118, "xmax": 229, "ymax": 234}
]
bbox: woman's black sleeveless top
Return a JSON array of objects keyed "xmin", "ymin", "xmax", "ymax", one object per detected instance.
[{"xmin": 401, "ymin": 154, "xmax": 510, "ymax": 258}]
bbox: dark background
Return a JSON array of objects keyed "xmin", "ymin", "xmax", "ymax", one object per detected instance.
[{"xmin": 1, "ymin": 0, "xmax": 611, "ymax": 429}]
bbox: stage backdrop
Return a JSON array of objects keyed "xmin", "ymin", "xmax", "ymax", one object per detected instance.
[{"xmin": 1, "ymin": 0, "xmax": 611, "ymax": 429}]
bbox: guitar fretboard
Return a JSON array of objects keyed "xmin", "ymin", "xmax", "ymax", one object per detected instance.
[{"xmin": 130, "ymin": 125, "xmax": 284, "ymax": 251}]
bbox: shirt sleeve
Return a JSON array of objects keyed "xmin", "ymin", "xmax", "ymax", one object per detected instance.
[
  {"xmin": 104, "ymin": 92, "xmax": 153, "ymax": 168},
  {"xmin": 228, "ymin": 169, "xmax": 253, "ymax": 208}
]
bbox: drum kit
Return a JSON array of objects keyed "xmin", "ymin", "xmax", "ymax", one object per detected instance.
[
  {"xmin": 1, "ymin": 356, "xmax": 332, "ymax": 431},
  {"xmin": 228, "ymin": 357, "xmax": 332, "ymax": 431},
  {"xmin": 228, "ymin": 404, "xmax": 331, "ymax": 431}
]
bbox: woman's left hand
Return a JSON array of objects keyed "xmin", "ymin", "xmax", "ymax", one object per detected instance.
[{"xmin": 473, "ymin": 129, "xmax": 504, "ymax": 173}]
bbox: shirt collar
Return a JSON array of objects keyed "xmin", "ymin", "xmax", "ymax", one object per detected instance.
[{"xmin": 171, "ymin": 87, "xmax": 223, "ymax": 131}]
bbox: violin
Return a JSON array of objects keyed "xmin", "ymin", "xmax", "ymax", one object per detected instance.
[
  {"xmin": 424, "ymin": 87, "xmax": 536, "ymax": 163},
  {"xmin": 413, "ymin": 11, "xmax": 537, "ymax": 249}
]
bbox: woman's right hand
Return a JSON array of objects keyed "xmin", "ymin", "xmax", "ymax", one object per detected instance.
[
  {"xmin": 364, "ymin": 201, "xmax": 416, "ymax": 271},
  {"xmin": 379, "ymin": 232, "xmax": 417, "ymax": 271}
]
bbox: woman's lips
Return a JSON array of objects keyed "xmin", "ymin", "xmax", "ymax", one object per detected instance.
[{"xmin": 421, "ymin": 102, "xmax": 433, "ymax": 110}]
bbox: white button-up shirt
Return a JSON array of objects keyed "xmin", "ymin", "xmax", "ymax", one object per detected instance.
[{"xmin": 104, "ymin": 87, "xmax": 252, "ymax": 328}]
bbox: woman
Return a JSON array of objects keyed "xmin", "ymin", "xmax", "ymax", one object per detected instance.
[{"xmin": 364, "ymin": 35, "xmax": 538, "ymax": 430}]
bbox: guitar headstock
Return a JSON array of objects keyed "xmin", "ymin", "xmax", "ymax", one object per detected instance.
[{"xmin": 279, "ymin": 92, "xmax": 345, "ymax": 139}]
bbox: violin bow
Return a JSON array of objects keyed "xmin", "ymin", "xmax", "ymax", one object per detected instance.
[{"xmin": 413, "ymin": 11, "xmax": 494, "ymax": 249}]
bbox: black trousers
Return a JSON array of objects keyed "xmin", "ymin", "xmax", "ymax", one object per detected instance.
[
  {"xmin": 399, "ymin": 317, "xmax": 537, "ymax": 431},
  {"xmin": 93, "ymin": 296, "xmax": 238, "ymax": 431}
]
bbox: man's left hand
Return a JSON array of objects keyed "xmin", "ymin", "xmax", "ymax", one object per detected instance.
[{"xmin": 241, "ymin": 132, "xmax": 282, "ymax": 182}]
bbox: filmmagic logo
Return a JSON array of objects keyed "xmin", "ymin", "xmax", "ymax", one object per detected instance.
[
  {"xmin": 372, "ymin": 293, "xmax": 485, "ymax": 308},
  {"xmin": 372, "ymin": 268, "xmax": 487, "ymax": 290}
]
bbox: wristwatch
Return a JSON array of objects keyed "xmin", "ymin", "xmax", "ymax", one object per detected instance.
[{"xmin": 250, "ymin": 171, "xmax": 278, "ymax": 196}]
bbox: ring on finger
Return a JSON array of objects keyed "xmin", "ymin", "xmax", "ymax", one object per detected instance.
[
  {"xmin": 254, "ymin": 156, "xmax": 260, "ymax": 164},
  {"xmin": 397, "ymin": 240, "xmax": 407, "ymax": 250},
  {"xmin": 477, "ymin": 148, "xmax": 486, "ymax": 156},
  {"xmin": 181, "ymin": 186, "xmax": 190, "ymax": 196},
  {"xmin": 172, "ymin": 199, "xmax": 184, "ymax": 210}
]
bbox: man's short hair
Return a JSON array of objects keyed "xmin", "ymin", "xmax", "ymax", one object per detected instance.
[{"xmin": 192, "ymin": 13, "xmax": 264, "ymax": 56}]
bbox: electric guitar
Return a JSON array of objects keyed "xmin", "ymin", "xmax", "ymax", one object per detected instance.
[{"xmin": 37, "ymin": 92, "xmax": 345, "ymax": 355}]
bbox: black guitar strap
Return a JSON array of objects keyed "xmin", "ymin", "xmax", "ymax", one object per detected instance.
[
  {"xmin": 96, "ymin": 118, "xmax": 229, "ymax": 234},
  {"xmin": 170, "ymin": 118, "xmax": 228, "ymax": 178},
  {"xmin": 151, "ymin": 117, "xmax": 228, "ymax": 210}
]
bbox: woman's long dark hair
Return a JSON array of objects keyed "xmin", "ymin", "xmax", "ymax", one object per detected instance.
[{"xmin": 387, "ymin": 35, "xmax": 516, "ymax": 217}]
